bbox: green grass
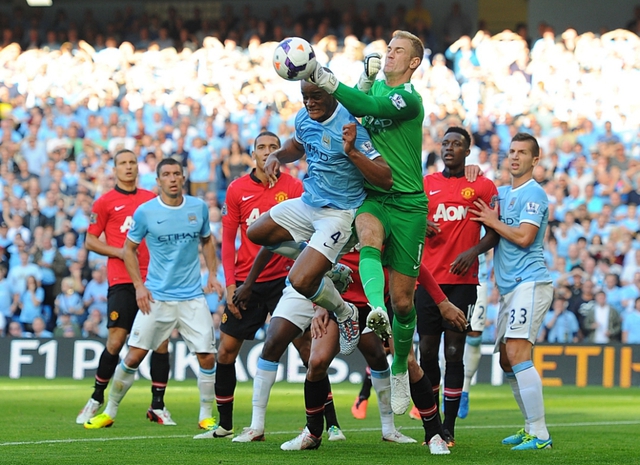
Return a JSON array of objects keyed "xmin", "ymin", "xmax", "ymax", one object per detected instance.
[{"xmin": 1, "ymin": 378, "xmax": 639, "ymax": 465}]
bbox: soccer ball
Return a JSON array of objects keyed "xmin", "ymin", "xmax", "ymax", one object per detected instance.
[{"xmin": 273, "ymin": 37, "xmax": 317, "ymax": 81}]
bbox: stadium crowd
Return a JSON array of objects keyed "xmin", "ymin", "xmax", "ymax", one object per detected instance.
[{"xmin": 1, "ymin": 2, "xmax": 640, "ymax": 345}]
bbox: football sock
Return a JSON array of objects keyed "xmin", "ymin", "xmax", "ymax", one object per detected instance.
[
  {"xmin": 371, "ymin": 367, "xmax": 395, "ymax": 436},
  {"xmin": 150, "ymin": 351, "xmax": 170, "ymax": 410},
  {"xmin": 323, "ymin": 390, "xmax": 339, "ymax": 430},
  {"xmin": 92, "ymin": 349, "xmax": 119, "ymax": 404},
  {"xmin": 462, "ymin": 336, "xmax": 483, "ymax": 392},
  {"xmin": 443, "ymin": 361, "xmax": 464, "ymax": 436},
  {"xmin": 266, "ymin": 241, "xmax": 306, "ymax": 260},
  {"xmin": 215, "ymin": 362, "xmax": 236, "ymax": 430},
  {"xmin": 410, "ymin": 373, "xmax": 442, "ymax": 443},
  {"xmin": 506, "ymin": 371, "xmax": 530, "ymax": 433},
  {"xmin": 358, "ymin": 366, "xmax": 373, "ymax": 401},
  {"xmin": 197, "ymin": 366, "xmax": 216, "ymax": 422},
  {"xmin": 305, "ymin": 376, "xmax": 330, "ymax": 438},
  {"xmin": 391, "ymin": 308, "xmax": 416, "ymax": 375},
  {"xmin": 422, "ymin": 358, "xmax": 442, "ymax": 411},
  {"xmin": 359, "ymin": 246, "xmax": 386, "ymax": 310},
  {"xmin": 513, "ymin": 361, "xmax": 549, "ymax": 440},
  {"xmin": 104, "ymin": 362, "xmax": 137, "ymax": 418},
  {"xmin": 250, "ymin": 358, "xmax": 278, "ymax": 432},
  {"xmin": 310, "ymin": 276, "xmax": 352, "ymax": 321}
]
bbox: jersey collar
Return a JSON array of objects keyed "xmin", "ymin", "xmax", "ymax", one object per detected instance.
[
  {"xmin": 442, "ymin": 167, "xmax": 465, "ymax": 178},
  {"xmin": 250, "ymin": 169, "xmax": 280, "ymax": 184},
  {"xmin": 114, "ymin": 184, "xmax": 138, "ymax": 195}
]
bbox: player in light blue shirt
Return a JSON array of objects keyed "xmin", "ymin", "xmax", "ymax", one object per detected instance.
[
  {"xmin": 86, "ymin": 158, "xmax": 223, "ymax": 430},
  {"xmin": 245, "ymin": 80, "xmax": 393, "ymax": 356},
  {"xmin": 470, "ymin": 133, "xmax": 553, "ymax": 451}
]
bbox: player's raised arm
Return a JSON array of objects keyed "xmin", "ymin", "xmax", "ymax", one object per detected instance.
[{"xmin": 342, "ymin": 122, "xmax": 393, "ymax": 190}]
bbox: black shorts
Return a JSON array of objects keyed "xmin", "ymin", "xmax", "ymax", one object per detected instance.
[
  {"xmin": 220, "ymin": 277, "xmax": 287, "ymax": 340},
  {"xmin": 416, "ymin": 284, "xmax": 477, "ymax": 336},
  {"xmin": 106, "ymin": 283, "xmax": 139, "ymax": 331}
]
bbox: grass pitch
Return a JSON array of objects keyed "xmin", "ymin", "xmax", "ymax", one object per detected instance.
[{"xmin": 1, "ymin": 378, "xmax": 639, "ymax": 465}]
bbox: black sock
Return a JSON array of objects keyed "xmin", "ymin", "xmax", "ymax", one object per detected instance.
[
  {"xmin": 421, "ymin": 359, "xmax": 441, "ymax": 412},
  {"xmin": 150, "ymin": 351, "xmax": 170, "ymax": 410},
  {"xmin": 323, "ymin": 390, "xmax": 339, "ymax": 430},
  {"xmin": 410, "ymin": 373, "xmax": 443, "ymax": 443},
  {"xmin": 215, "ymin": 362, "xmax": 236, "ymax": 430},
  {"xmin": 305, "ymin": 376, "xmax": 329, "ymax": 438},
  {"xmin": 443, "ymin": 361, "xmax": 464, "ymax": 437},
  {"xmin": 358, "ymin": 367, "xmax": 372, "ymax": 401},
  {"xmin": 92, "ymin": 349, "xmax": 119, "ymax": 403}
]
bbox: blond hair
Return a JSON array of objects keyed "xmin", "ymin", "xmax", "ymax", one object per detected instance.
[{"xmin": 392, "ymin": 30, "xmax": 424, "ymax": 62}]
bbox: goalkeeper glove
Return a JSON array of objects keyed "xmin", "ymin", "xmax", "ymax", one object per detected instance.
[
  {"xmin": 357, "ymin": 53, "xmax": 382, "ymax": 93},
  {"xmin": 307, "ymin": 61, "xmax": 339, "ymax": 94}
]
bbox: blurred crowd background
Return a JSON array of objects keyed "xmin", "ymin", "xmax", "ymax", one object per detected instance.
[{"xmin": 1, "ymin": 1, "xmax": 640, "ymax": 345}]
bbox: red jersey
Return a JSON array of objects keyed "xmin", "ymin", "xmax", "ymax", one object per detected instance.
[
  {"xmin": 222, "ymin": 170, "xmax": 303, "ymax": 286},
  {"xmin": 423, "ymin": 172, "xmax": 498, "ymax": 285},
  {"xmin": 87, "ymin": 186, "xmax": 156, "ymax": 286}
]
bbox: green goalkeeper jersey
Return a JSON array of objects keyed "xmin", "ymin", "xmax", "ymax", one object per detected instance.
[{"xmin": 333, "ymin": 80, "xmax": 424, "ymax": 195}]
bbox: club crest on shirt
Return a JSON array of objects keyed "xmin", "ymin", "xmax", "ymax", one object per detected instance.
[
  {"xmin": 525, "ymin": 202, "xmax": 540, "ymax": 214},
  {"xmin": 90, "ymin": 213, "xmax": 97, "ymax": 224},
  {"xmin": 321, "ymin": 132, "xmax": 331, "ymax": 149},
  {"xmin": 274, "ymin": 191, "xmax": 288, "ymax": 203},
  {"xmin": 508, "ymin": 198, "xmax": 516, "ymax": 210},
  {"xmin": 461, "ymin": 187, "xmax": 475, "ymax": 200},
  {"xmin": 188, "ymin": 213, "xmax": 197, "ymax": 224}
]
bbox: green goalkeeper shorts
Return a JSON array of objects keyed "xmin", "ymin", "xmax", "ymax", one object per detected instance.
[{"xmin": 356, "ymin": 191, "xmax": 428, "ymax": 278}]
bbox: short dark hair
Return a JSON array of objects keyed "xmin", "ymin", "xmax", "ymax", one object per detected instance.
[
  {"xmin": 444, "ymin": 127, "xmax": 471, "ymax": 149},
  {"xmin": 511, "ymin": 132, "xmax": 540, "ymax": 158},
  {"xmin": 156, "ymin": 157, "xmax": 182, "ymax": 177},
  {"xmin": 254, "ymin": 131, "xmax": 281, "ymax": 150},
  {"xmin": 113, "ymin": 149, "xmax": 134, "ymax": 164}
]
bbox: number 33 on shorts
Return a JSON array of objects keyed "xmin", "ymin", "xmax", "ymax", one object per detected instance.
[{"xmin": 509, "ymin": 307, "xmax": 527, "ymax": 328}]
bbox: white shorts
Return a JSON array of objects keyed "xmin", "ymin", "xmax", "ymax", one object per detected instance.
[
  {"xmin": 494, "ymin": 281, "xmax": 553, "ymax": 353},
  {"xmin": 271, "ymin": 284, "xmax": 315, "ymax": 334},
  {"xmin": 469, "ymin": 283, "xmax": 488, "ymax": 332},
  {"xmin": 270, "ymin": 197, "xmax": 356, "ymax": 264},
  {"xmin": 129, "ymin": 296, "xmax": 216, "ymax": 354}
]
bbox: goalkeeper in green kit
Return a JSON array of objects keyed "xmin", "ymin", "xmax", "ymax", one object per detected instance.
[{"xmin": 308, "ymin": 30, "xmax": 427, "ymax": 415}]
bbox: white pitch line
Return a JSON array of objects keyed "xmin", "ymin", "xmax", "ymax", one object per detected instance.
[{"xmin": 1, "ymin": 420, "xmax": 639, "ymax": 447}]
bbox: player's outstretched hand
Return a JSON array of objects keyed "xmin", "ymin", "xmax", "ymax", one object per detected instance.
[
  {"xmin": 135, "ymin": 285, "xmax": 155, "ymax": 314},
  {"xmin": 425, "ymin": 219, "xmax": 441, "ymax": 238},
  {"xmin": 206, "ymin": 274, "xmax": 224, "ymax": 298},
  {"xmin": 356, "ymin": 52, "xmax": 382, "ymax": 93},
  {"xmin": 438, "ymin": 298, "xmax": 468, "ymax": 332},
  {"xmin": 464, "ymin": 164, "xmax": 484, "ymax": 182},
  {"xmin": 232, "ymin": 283, "xmax": 252, "ymax": 310},
  {"xmin": 469, "ymin": 198, "xmax": 499, "ymax": 228},
  {"xmin": 450, "ymin": 249, "xmax": 476, "ymax": 275},
  {"xmin": 264, "ymin": 153, "xmax": 281, "ymax": 188},
  {"xmin": 311, "ymin": 306, "xmax": 330, "ymax": 339},
  {"xmin": 307, "ymin": 62, "xmax": 339, "ymax": 94},
  {"xmin": 342, "ymin": 123, "xmax": 357, "ymax": 155}
]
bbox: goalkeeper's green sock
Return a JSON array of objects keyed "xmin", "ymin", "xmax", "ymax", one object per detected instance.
[
  {"xmin": 359, "ymin": 246, "xmax": 386, "ymax": 310},
  {"xmin": 391, "ymin": 308, "xmax": 416, "ymax": 375}
]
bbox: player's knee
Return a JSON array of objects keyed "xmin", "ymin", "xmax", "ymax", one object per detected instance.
[
  {"xmin": 197, "ymin": 353, "xmax": 216, "ymax": 370},
  {"xmin": 261, "ymin": 339, "xmax": 286, "ymax": 362},
  {"xmin": 307, "ymin": 354, "xmax": 331, "ymax": 378},
  {"xmin": 444, "ymin": 343, "xmax": 463, "ymax": 362}
]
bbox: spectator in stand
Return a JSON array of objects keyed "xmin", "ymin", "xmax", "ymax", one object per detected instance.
[
  {"xmin": 54, "ymin": 276, "xmax": 86, "ymax": 327},
  {"xmin": 83, "ymin": 266, "xmax": 109, "ymax": 318},
  {"xmin": 17, "ymin": 275, "xmax": 44, "ymax": 333},
  {"xmin": 54, "ymin": 313, "xmax": 82, "ymax": 338},
  {"xmin": 30, "ymin": 316, "xmax": 53, "ymax": 338},
  {"xmin": 538, "ymin": 296, "xmax": 580, "ymax": 343},
  {"xmin": 622, "ymin": 297, "xmax": 640, "ymax": 343},
  {"xmin": 8, "ymin": 321, "xmax": 26, "ymax": 338},
  {"xmin": 582, "ymin": 291, "xmax": 622, "ymax": 343}
]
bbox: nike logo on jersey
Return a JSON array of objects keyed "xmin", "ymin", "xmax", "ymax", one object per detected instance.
[
  {"xmin": 429, "ymin": 190, "xmax": 441, "ymax": 195},
  {"xmin": 157, "ymin": 219, "xmax": 168, "ymax": 224},
  {"xmin": 242, "ymin": 195, "xmax": 255, "ymax": 201},
  {"xmin": 115, "ymin": 205, "xmax": 125, "ymax": 211},
  {"xmin": 323, "ymin": 242, "xmax": 333, "ymax": 248},
  {"xmin": 413, "ymin": 264, "xmax": 420, "ymax": 270}
]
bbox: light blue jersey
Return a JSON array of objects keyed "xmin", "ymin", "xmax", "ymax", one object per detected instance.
[
  {"xmin": 128, "ymin": 196, "xmax": 210, "ymax": 301},
  {"xmin": 494, "ymin": 179, "xmax": 551, "ymax": 294},
  {"xmin": 294, "ymin": 103, "xmax": 380, "ymax": 210}
]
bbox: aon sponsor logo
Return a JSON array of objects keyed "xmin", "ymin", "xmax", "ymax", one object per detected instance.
[{"xmin": 433, "ymin": 204, "xmax": 468, "ymax": 222}]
